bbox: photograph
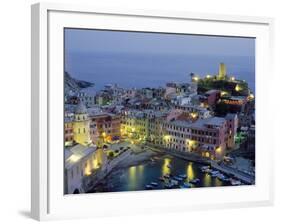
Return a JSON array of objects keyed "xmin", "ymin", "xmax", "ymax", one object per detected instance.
[{"xmin": 63, "ymin": 28, "xmax": 255, "ymax": 195}]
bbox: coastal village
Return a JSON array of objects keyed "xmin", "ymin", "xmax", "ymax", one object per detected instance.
[{"xmin": 64, "ymin": 63, "xmax": 255, "ymax": 194}]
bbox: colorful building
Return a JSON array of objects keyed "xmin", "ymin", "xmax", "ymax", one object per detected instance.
[
  {"xmin": 64, "ymin": 117, "xmax": 74, "ymax": 146},
  {"xmin": 163, "ymin": 116, "xmax": 232, "ymax": 160},
  {"xmin": 89, "ymin": 113, "xmax": 121, "ymax": 145}
]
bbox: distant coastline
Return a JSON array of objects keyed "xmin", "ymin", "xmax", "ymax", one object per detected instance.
[{"xmin": 65, "ymin": 51, "xmax": 255, "ymax": 92}]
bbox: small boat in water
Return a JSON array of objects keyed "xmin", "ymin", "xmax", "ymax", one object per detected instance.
[
  {"xmin": 230, "ymin": 179, "xmax": 242, "ymax": 186},
  {"xmin": 173, "ymin": 176, "xmax": 184, "ymax": 181},
  {"xmin": 151, "ymin": 182, "xmax": 158, "ymax": 187},
  {"xmin": 170, "ymin": 179, "xmax": 179, "ymax": 186},
  {"xmin": 164, "ymin": 174, "xmax": 170, "ymax": 179},
  {"xmin": 178, "ymin": 174, "xmax": 187, "ymax": 179},
  {"xmin": 190, "ymin": 178, "xmax": 200, "ymax": 184},
  {"xmin": 200, "ymin": 165, "xmax": 210, "ymax": 172},
  {"xmin": 211, "ymin": 171, "xmax": 220, "ymax": 177},
  {"xmin": 182, "ymin": 182, "xmax": 192, "ymax": 188},
  {"xmin": 145, "ymin": 184, "xmax": 153, "ymax": 190},
  {"xmin": 164, "ymin": 183, "xmax": 173, "ymax": 189},
  {"xmin": 217, "ymin": 174, "xmax": 227, "ymax": 181},
  {"xmin": 203, "ymin": 168, "xmax": 213, "ymax": 173}
]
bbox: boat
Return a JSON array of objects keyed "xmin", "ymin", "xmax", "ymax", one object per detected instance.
[
  {"xmin": 203, "ymin": 168, "xmax": 213, "ymax": 173},
  {"xmin": 211, "ymin": 173, "xmax": 220, "ymax": 177},
  {"xmin": 164, "ymin": 183, "xmax": 173, "ymax": 189},
  {"xmin": 170, "ymin": 179, "xmax": 179, "ymax": 186},
  {"xmin": 230, "ymin": 179, "xmax": 242, "ymax": 186},
  {"xmin": 145, "ymin": 184, "xmax": 153, "ymax": 190},
  {"xmin": 217, "ymin": 174, "xmax": 227, "ymax": 180},
  {"xmin": 151, "ymin": 182, "xmax": 158, "ymax": 187},
  {"xmin": 163, "ymin": 174, "xmax": 170, "ymax": 179},
  {"xmin": 210, "ymin": 170, "xmax": 220, "ymax": 175},
  {"xmin": 183, "ymin": 182, "xmax": 192, "ymax": 188},
  {"xmin": 200, "ymin": 165, "xmax": 210, "ymax": 171},
  {"xmin": 190, "ymin": 178, "xmax": 200, "ymax": 184},
  {"xmin": 173, "ymin": 176, "xmax": 183, "ymax": 181},
  {"xmin": 178, "ymin": 174, "xmax": 187, "ymax": 178}
]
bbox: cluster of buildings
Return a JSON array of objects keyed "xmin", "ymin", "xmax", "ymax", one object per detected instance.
[{"xmin": 64, "ymin": 63, "xmax": 255, "ymax": 194}]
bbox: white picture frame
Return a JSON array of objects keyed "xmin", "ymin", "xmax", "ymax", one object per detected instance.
[{"xmin": 31, "ymin": 2, "xmax": 274, "ymax": 221}]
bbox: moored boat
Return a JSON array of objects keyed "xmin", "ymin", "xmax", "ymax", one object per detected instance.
[
  {"xmin": 190, "ymin": 178, "xmax": 200, "ymax": 184},
  {"xmin": 151, "ymin": 182, "xmax": 158, "ymax": 187},
  {"xmin": 178, "ymin": 174, "xmax": 187, "ymax": 179},
  {"xmin": 183, "ymin": 182, "xmax": 192, "ymax": 188},
  {"xmin": 145, "ymin": 184, "xmax": 153, "ymax": 190}
]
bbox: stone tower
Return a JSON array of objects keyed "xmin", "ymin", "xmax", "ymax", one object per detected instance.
[
  {"xmin": 218, "ymin": 63, "xmax": 226, "ymax": 80},
  {"xmin": 73, "ymin": 101, "xmax": 91, "ymax": 146}
]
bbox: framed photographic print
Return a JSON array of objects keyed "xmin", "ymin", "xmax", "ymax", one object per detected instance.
[{"xmin": 31, "ymin": 2, "xmax": 274, "ymax": 221}]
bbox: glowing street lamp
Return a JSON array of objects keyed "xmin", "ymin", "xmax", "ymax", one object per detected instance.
[
  {"xmin": 163, "ymin": 135, "xmax": 170, "ymax": 141},
  {"xmin": 235, "ymin": 84, "xmax": 242, "ymax": 92}
]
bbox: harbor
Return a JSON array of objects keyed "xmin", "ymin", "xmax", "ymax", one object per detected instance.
[{"xmin": 87, "ymin": 151, "xmax": 249, "ymax": 193}]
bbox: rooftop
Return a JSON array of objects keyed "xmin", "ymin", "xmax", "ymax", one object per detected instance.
[
  {"xmin": 65, "ymin": 144, "xmax": 96, "ymax": 169},
  {"xmin": 170, "ymin": 116, "xmax": 226, "ymax": 129}
]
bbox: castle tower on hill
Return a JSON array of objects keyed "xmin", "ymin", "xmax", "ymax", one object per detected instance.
[
  {"xmin": 218, "ymin": 63, "xmax": 227, "ymax": 80},
  {"xmin": 73, "ymin": 101, "xmax": 91, "ymax": 146}
]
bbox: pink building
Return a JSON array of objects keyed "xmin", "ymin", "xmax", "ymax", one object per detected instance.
[
  {"xmin": 89, "ymin": 113, "xmax": 121, "ymax": 145},
  {"xmin": 163, "ymin": 116, "xmax": 230, "ymax": 160}
]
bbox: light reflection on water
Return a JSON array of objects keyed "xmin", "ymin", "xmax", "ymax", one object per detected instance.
[
  {"xmin": 90, "ymin": 155, "xmax": 231, "ymax": 193},
  {"xmin": 203, "ymin": 173, "xmax": 212, "ymax": 187},
  {"xmin": 162, "ymin": 157, "xmax": 171, "ymax": 175},
  {"xmin": 187, "ymin": 163, "xmax": 194, "ymax": 180}
]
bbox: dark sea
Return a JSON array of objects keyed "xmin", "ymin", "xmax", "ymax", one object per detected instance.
[{"xmin": 65, "ymin": 51, "xmax": 255, "ymax": 93}]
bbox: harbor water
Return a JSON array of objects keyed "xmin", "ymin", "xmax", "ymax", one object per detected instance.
[{"xmin": 88, "ymin": 155, "xmax": 232, "ymax": 193}]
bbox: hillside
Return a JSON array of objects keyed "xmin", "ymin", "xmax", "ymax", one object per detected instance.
[{"xmin": 65, "ymin": 72, "xmax": 94, "ymax": 93}]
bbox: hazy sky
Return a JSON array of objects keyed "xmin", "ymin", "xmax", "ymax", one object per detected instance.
[{"xmin": 65, "ymin": 28, "xmax": 255, "ymax": 57}]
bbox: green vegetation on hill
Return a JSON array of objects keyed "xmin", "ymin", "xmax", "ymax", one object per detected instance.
[{"xmin": 197, "ymin": 78, "xmax": 249, "ymax": 96}]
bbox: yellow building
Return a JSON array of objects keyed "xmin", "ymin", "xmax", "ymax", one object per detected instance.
[{"xmin": 73, "ymin": 102, "xmax": 91, "ymax": 146}]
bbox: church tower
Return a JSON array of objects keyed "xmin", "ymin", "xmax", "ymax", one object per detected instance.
[
  {"xmin": 218, "ymin": 63, "xmax": 226, "ymax": 80},
  {"xmin": 73, "ymin": 101, "xmax": 91, "ymax": 146}
]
